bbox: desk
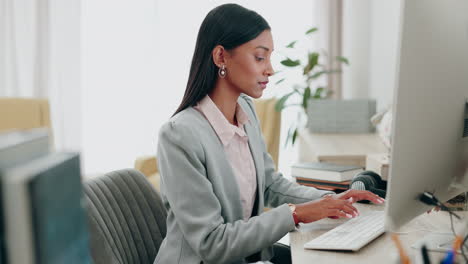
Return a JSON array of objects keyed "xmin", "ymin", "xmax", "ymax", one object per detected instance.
[{"xmin": 290, "ymin": 203, "xmax": 467, "ymax": 264}]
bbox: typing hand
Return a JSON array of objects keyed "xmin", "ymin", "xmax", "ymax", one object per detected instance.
[
  {"xmin": 331, "ymin": 190, "xmax": 385, "ymax": 204},
  {"xmin": 295, "ymin": 196, "xmax": 359, "ymax": 223}
]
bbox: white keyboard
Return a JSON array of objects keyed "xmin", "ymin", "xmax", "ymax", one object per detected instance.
[{"xmin": 304, "ymin": 211, "xmax": 385, "ymax": 251}]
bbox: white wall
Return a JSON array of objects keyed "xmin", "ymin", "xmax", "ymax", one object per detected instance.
[
  {"xmin": 368, "ymin": 0, "xmax": 402, "ymax": 110},
  {"xmin": 342, "ymin": 0, "xmax": 402, "ymax": 111},
  {"xmin": 81, "ymin": 0, "xmax": 321, "ymax": 175},
  {"xmin": 49, "ymin": 0, "xmax": 81, "ymax": 152},
  {"xmin": 0, "ymin": 0, "xmax": 81, "ymax": 153},
  {"xmin": 342, "ymin": 0, "xmax": 371, "ymax": 100},
  {"xmin": 81, "ymin": 0, "xmax": 161, "ymax": 174}
]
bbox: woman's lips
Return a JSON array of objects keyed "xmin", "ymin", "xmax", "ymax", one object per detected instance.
[{"xmin": 259, "ymin": 81, "xmax": 268, "ymax": 89}]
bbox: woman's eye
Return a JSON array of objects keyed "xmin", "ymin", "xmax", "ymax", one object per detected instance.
[{"xmin": 255, "ymin": 56, "xmax": 265, "ymax": 61}]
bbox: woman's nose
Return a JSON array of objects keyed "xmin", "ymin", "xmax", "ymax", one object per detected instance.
[{"xmin": 265, "ymin": 62, "xmax": 274, "ymax": 76}]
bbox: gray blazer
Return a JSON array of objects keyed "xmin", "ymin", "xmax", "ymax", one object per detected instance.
[{"xmin": 154, "ymin": 94, "xmax": 332, "ymax": 264}]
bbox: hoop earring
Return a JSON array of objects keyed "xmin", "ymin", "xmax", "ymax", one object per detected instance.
[{"xmin": 218, "ymin": 65, "xmax": 226, "ymax": 78}]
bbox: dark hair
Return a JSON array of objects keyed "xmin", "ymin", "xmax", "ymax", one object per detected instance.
[{"xmin": 172, "ymin": 3, "xmax": 270, "ymax": 116}]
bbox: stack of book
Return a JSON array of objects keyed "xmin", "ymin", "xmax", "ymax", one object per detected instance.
[{"xmin": 291, "ymin": 162, "xmax": 364, "ymax": 192}]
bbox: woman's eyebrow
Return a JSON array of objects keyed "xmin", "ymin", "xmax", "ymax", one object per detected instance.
[{"xmin": 255, "ymin": 45, "xmax": 271, "ymax": 51}]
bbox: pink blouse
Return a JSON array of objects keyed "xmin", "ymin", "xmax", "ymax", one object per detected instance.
[{"xmin": 194, "ymin": 95, "xmax": 257, "ymax": 221}]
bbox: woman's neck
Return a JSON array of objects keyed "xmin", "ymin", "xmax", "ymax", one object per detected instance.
[{"xmin": 209, "ymin": 81, "xmax": 240, "ymax": 125}]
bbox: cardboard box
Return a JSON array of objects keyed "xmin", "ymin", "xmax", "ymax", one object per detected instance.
[{"xmin": 306, "ymin": 99, "xmax": 376, "ymax": 133}]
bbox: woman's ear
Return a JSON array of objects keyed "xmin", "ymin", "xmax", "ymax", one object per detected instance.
[{"xmin": 212, "ymin": 45, "xmax": 227, "ymax": 67}]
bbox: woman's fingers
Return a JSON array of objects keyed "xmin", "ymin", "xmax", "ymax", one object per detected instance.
[
  {"xmin": 358, "ymin": 192, "xmax": 385, "ymax": 204},
  {"xmin": 343, "ymin": 203, "xmax": 359, "ymax": 216},
  {"xmin": 331, "ymin": 200, "xmax": 357, "ymax": 214},
  {"xmin": 328, "ymin": 209, "xmax": 353, "ymax": 219},
  {"xmin": 327, "ymin": 199, "xmax": 359, "ymax": 217},
  {"xmin": 297, "ymin": 194, "xmax": 372, "ymax": 223},
  {"xmin": 338, "ymin": 190, "xmax": 385, "ymax": 204}
]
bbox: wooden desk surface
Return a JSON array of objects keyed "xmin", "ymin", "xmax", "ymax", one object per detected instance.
[{"xmin": 290, "ymin": 203, "xmax": 467, "ymax": 264}]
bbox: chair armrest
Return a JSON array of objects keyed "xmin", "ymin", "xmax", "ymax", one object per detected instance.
[{"xmin": 134, "ymin": 155, "xmax": 158, "ymax": 177}]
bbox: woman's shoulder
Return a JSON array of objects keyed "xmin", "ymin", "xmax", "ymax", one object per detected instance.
[
  {"xmin": 158, "ymin": 107, "xmax": 208, "ymax": 139},
  {"xmin": 158, "ymin": 108, "xmax": 208, "ymax": 161}
]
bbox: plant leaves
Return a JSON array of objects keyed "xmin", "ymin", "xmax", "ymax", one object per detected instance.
[
  {"xmin": 293, "ymin": 87, "xmax": 302, "ymax": 94},
  {"xmin": 286, "ymin": 41, "xmax": 297, "ymax": 48},
  {"xmin": 302, "ymin": 87, "xmax": 311, "ymax": 109},
  {"xmin": 284, "ymin": 125, "xmax": 294, "ymax": 148},
  {"xmin": 305, "ymin": 27, "xmax": 318, "ymax": 35},
  {"xmin": 280, "ymin": 58, "xmax": 301, "ymax": 67},
  {"xmin": 308, "ymin": 71, "xmax": 326, "ymax": 80},
  {"xmin": 275, "ymin": 92, "xmax": 294, "ymax": 112},
  {"xmin": 303, "ymin": 52, "xmax": 319, "ymax": 75},
  {"xmin": 307, "ymin": 70, "xmax": 341, "ymax": 82},
  {"xmin": 313, "ymin": 87, "xmax": 324, "ymax": 98},
  {"xmin": 292, "ymin": 128, "xmax": 298, "ymax": 145},
  {"xmin": 275, "ymin": 78, "xmax": 285, "ymax": 85},
  {"xmin": 336, "ymin": 56, "xmax": 350, "ymax": 65}
]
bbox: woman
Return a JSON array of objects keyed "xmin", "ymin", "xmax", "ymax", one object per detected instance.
[{"xmin": 155, "ymin": 4, "xmax": 384, "ymax": 264}]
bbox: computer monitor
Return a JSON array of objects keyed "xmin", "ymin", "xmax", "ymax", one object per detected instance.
[
  {"xmin": 0, "ymin": 129, "xmax": 51, "ymax": 168},
  {"xmin": 0, "ymin": 129, "xmax": 51, "ymax": 263},
  {"xmin": 384, "ymin": 0, "xmax": 468, "ymax": 234},
  {"xmin": 0, "ymin": 130, "xmax": 92, "ymax": 263}
]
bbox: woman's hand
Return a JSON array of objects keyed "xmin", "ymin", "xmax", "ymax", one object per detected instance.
[
  {"xmin": 295, "ymin": 196, "xmax": 359, "ymax": 223},
  {"xmin": 330, "ymin": 190, "xmax": 385, "ymax": 204}
]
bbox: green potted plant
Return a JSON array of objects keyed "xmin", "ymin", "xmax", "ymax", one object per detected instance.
[{"xmin": 273, "ymin": 27, "xmax": 349, "ymax": 146}]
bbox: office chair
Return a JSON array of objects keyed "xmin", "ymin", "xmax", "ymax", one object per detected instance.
[
  {"xmin": 0, "ymin": 97, "xmax": 54, "ymax": 146},
  {"xmin": 0, "ymin": 97, "xmax": 52, "ymax": 131},
  {"xmin": 83, "ymin": 169, "xmax": 167, "ymax": 264},
  {"xmin": 253, "ymin": 97, "xmax": 281, "ymax": 169}
]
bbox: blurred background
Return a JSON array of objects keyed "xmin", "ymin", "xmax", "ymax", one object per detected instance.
[{"xmin": 0, "ymin": 0, "xmax": 402, "ymax": 177}]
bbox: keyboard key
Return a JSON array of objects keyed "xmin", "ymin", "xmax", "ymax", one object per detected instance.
[{"xmin": 304, "ymin": 211, "xmax": 385, "ymax": 251}]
